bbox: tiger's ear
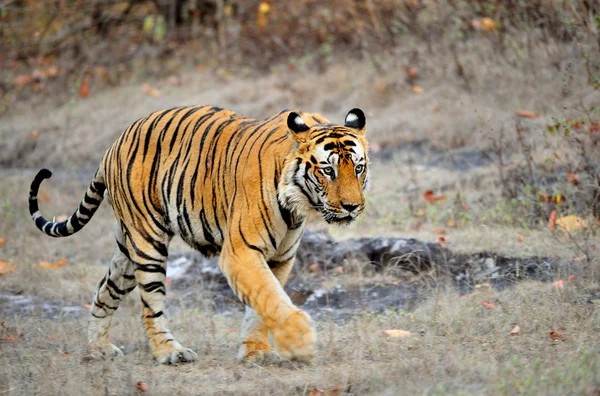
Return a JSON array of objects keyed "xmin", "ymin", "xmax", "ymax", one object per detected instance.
[
  {"xmin": 287, "ymin": 112, "xmax": 310, "ymax": 143},
  {"xmin": 344, "ymin": 108, "xmax": 366, "ymax": 134}
]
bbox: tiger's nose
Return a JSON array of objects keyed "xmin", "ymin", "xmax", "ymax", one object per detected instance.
[{"xmin": 341, "ymin": 202, "xmax": 360, "ymax": 212}]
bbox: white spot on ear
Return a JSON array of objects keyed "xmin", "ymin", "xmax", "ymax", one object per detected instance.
[
  {"xmin": 345, "ymin": 113, "xmax": 358, "ymax": 124},
  {"xmin": 294, "ymin": 116, "xmax": 306, "ymax": 126}
]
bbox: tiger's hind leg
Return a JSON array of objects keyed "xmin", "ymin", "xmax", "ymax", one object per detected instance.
[
  {"xmin": 126, "ymin": 227, "xmax": 198, "ymax": 365},
  {"xmin": 87, "ymin": 226, "xmax": 137, "ymax": 359}
]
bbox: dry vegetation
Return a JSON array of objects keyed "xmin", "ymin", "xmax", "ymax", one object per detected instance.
[{"xmin": 1, "ymin": 0, "xmax": 600, "ymax": 395}]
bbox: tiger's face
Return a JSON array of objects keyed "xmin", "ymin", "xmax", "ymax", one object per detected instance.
[{"xmin": 280, "ymin": 108, "xmax": 369, "ymax": 225}]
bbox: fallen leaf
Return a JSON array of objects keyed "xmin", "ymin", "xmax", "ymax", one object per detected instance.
[
  {"xmin": 415, "ymin": 209, "xmax": 426, "ymax": 218},
  {"xmin": 78, "ymin": 78, "xmax": 90, "ymax": 98},
  {"xmin": 0, "ymin": 237, "xmax": 4, "ymax": 247},
  {"xmin": 572, "ymin": 255, "xmax": 586, "ymax": 263},
  {"xmin": 475, "ymin": 282, "xmax": 492, "ymax": 290},
  {"xmin": 383, "ymin": 329, "xmax": 412, "ymax": 338},
  {"xmin": 142, "ymin": 84, "xmax": 160, "ymax": 97},
  {"xmin": 14, "ymin": 74, "xmax": 33, "ymax": 86},
  {"xmin": 83, "ymin": 304, "xmax": 91, "ymax": 310},
  {"xmin": 552, "ymin": 279, "xmax": 564, "ymax": 289},
  {"xmin": 31, "ymin": 130, "xmax": 40, "ymax": 138},
  {"xmin": 481, "ymin": 302, "xmax": 498, "ymax": 310},
  {"xmin": 446, "ymin": 218, "xmax": 457, "ymax": 228},
  {"xmin": 548, "ymin": 210, "xmax": 557, "ymax": 230},
  {"xmin": 568, "ymin": 274, "xmax": 577, "ymax": 281},
  {"xmin": 39, "ymin": 258, "xmax": 68, "ymax": 270},
  {"xmin": 433, "ymin": 227, "xmax": 447, "ymax": 235},
  {"xmin": 334, "ymin": 266, "xmax": 344, "ymax": 274},
  {"xmin": 510, "ymin": 325, "xmax": 520, "ymax": 335},
  {"xmin": 3, "ymin": 337, "xmax": 17, "ymax": 342},
  {"xmin": 308, "ymin": 263, "xmax": 320, "ymax": 272},
  {"xmin": 258, "ymin": 1, "xmax": 270, "ymax": 14},
  {"xmin": 424, "ymin": 190, "xmax": 446, "ymax": 204},
  {"xmin": 549, "ymin": 331, "xmax": 565, "ymax": 341},
  {"xmin": 554, "ymin": 195, "xmax": 565, "ymax": 204},
  {"xmin": 517, "ymin": 235, "xmax": 524, "ymax": 242},
  {"xmin": 437, "ymin": 236, "xmax": 447, "ymax": 245},
  {"xmin": 407, "ymin": 67, "xmax": 418, "ymax": 79},
  {"xmin": 135, "ymin": 381, "xmax": 149, "ymax": 392},
  {"xmin": 0, "ymin": 260, "xmax": 16, "ymax": 275},
  {"xmin": 480, "ymin": 17, "xmax": 497, "ymax": 32},
  {"xmin": 556, "ymin": 215, "xmax": 587, "ymax": 233},
  {"xmin": 61, "ymin": 352, "xmax": 71, "ymax": 357},
  {"xmin": 516, "ymin": 111, "xmax": 539, "ymax": 119},
  {"xmin": 567, "ymin": 172, "xmax": 580, "ymax": 185},
  {"xmin": 539, "ymin": 194, "xmax": 551, "ymax": 203},
  {"xmin": 309, "ymin": 389, "xmax": 324, "ymax": 396},
  {"xmin": 411, "ymin": 85, "xmax": 423, "ymax": 94}
]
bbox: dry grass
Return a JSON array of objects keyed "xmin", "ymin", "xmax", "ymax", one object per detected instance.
[{"xmin": 1, "ymin": 15, "xmax": 600, "ymax": 394}]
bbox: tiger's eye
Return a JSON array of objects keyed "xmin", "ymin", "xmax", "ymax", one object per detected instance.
[{"xmin": 355, "ymin": 164, "xmax": 364, "ymax": 174}]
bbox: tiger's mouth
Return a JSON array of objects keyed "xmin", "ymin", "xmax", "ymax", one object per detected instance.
[
  {"xmin": 325, "ymin": 215, "xmax": 354, "ymax": 225},
  {"xmin": 320, "ymin": 209, "xmax": 359, "ymax": 225}
]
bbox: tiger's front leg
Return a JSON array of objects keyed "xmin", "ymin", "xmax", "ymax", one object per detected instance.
[
  {"xmin": 236, "ymin": 258, "xmax": 296, "ymax": 362},
  {"xmin": 220, "ymin": 245, "xmax": 316, "ymax": 361}
]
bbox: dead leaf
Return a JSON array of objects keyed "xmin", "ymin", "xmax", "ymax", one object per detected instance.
[
  {"xmin": 516, "ymin": 111, "xmax": 539, "ymax": 119},
  {"xmin": 572, "ymin": 256, "xmax": 586, "ymax": 263},
  {"xmin": 556, "ymin": 215, "xmax": 587, "ymax": 233},
  {"xmin": 61, "ymin": 352, "xmax": 71, "ymax": 357},
  {"xmin": 83, "ymin": 304, "xmax": 91, "ymax": 310},
  {"xmin": 78, "ymin": 78, "xmax": 90, "ymax": 98},
  {"xmin": 309, "ymin": 389, "xmax": 324, "ymax": 396},
  {"xmin": 433, "ymin": 227, "xmax": 447, "ymax": 235},
  {"xmin": 549, "ymin": 331, "xmax": 565, "ymax": 341},
  {"xmin": 0, "ymin": 237, "xmax": 4, "ymax": 247},
  {"xmin": 517, "ymin": 235, "xmax": 524, "ymax": 243},
  {"xmin": 334, "ymin": 266, "xmax": 344, "ymax": 274},
  {"xmin": 308, "ymin": 263, "xmax": 320, "ymax": 272},
  {"xmin": 510, "ymin": 325, "xmax": 520, "ymax": 335},
  {"xmin": 480, "ymin": 17, "xmax": 497, "ymax": 32},
  {"xmin": 0, "ymin": 260, "xmax": 16, "ymax": 275},
  {"xmin": 437, "ymin": 236, "xmax": 447, "ymax": 246},
  {"xmin": 142, "ymin": 84, "xmax": 160, "ymax": 97},
  {"xmin": 548, "ymin": 210, "xmax": 557, "ymax": 230},
  {"xmin": 568, "ymin": 274, "xmax": 577, "ymax": 281},
  {"xmin": 31, "ymin": 130, "xmax": 40, "ymax": 138},
  {"xmin": 411, "ymin": 85, "xmax": 423, "ymax": 94},
  {"xmin": 3, "ymin": 337, "xmax": 17, "ymax": 342},
  {"xmin": 407, "ymin": 67, "xmax": 419, "ymax": 79},
  {"xmin": 446, "ymin": 218, "xmax": 457, "ymax": 228},
  {"xmin": 135, "ymin": 381, "xmax": 149, "ymax": 392},
  {"xmin": 424, "ymin": 190, "xmax": 446, "ymax": 204},
  {"xmin": 567, "ymin": 172, "xmax": 580, "ymax": 185},
  {"xmin": 415, "ymin": 209, "xmax": 426, "ymax": 218},
  {"xmin": 481, "ymin": 301, "xmax": 498, "ymax": 310},
  {"xmin": 14, "ymin": 74, "xmax": 34, "ymax": 86},
  {"xmin": 552, "ymin": 279, "xmax": 565, "ymax": 289},
  {"xmin": 383, "ymin": 329, "xmax": 412, "ymax": 338},
  {"xmin": 553, "ymin": 194, "xmax": 565, "ymax": 204},
  {"xmin": 539, "ymin": 194, "xmax": 551, "ymax": 203},
  {"xmin": 39, "ymin": 258, "xmax": 68, "ymax": 270}
]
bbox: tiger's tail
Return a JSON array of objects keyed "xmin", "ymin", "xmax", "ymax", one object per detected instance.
[{"xmin": 29, "ymin": 168, "xmax": 106, "ymax": 237}]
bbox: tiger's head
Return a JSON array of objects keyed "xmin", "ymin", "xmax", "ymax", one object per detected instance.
[{"xmin": 279, "ymin": 108, "xmax": 369, "ymax": 225}]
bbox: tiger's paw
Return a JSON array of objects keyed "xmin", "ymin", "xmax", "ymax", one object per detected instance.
[
  {"xmin": 237, "ymin": 340, "xmax": 281, "ymax": 363},
  {"xmin": 83, "ymin": 343, "xmax": 124, "ymax": 362},
  {"xmin": 154, "ymin": 345, "xmax": 198, "ymax": 365},
  {"xmin": 270, "ymin": 310, "xmax": 316, "ymax": 362}
]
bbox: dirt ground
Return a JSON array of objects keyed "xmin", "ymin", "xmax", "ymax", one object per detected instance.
[{"xmin": 1, "ymin": 36, "xmax": 600, "ymax": 395}]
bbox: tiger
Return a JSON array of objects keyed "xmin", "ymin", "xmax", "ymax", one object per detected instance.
[{"xmin": 28, "ymin": 105, "xmax": 369, "ymax": 364}]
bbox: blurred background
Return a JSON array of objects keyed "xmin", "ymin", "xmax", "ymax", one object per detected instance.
[{"xmin": 1, "ymin": 2, "xmax": 600, "ymax": 394}]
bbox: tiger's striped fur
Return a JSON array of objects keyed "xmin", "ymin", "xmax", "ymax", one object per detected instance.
[{"xmin": 28, "ymin": 105, "xmax": 369, "ymax": 364}]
